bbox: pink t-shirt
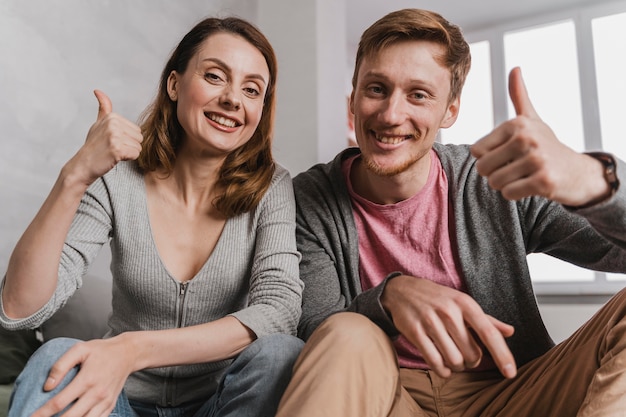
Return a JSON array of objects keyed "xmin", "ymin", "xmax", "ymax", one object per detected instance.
[{"xmin": 343, "ymin": 151, "xmax": 474, "ymax": 369}]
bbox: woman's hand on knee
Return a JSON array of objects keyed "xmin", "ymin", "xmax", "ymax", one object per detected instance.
[{"xmin": 32, "ymin": 336, "xmax": 136, "ymax": 417}]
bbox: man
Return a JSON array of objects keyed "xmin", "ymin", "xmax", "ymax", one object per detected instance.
[{"xmin": 276, "ymin": 8, "xmax": 626, "ymax": 417}]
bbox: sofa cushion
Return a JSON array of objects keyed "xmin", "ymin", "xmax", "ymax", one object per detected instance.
[
  {"xmin": 0, "ymin": 383, "xmax": 13, "ymax": 417},
  {"xmin": 40, "ymin": 274, "xmax": 112, "ymax": 342},
  {"xmin": 0, "ymin": 327, "xmax": 41, "ymax": 384}
]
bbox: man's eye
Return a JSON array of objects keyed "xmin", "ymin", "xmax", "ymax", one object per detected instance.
[
  {"xmin": 205, "ymin": 72, "xmax": 222, "ymax": 82},
  {"xmin": 411, "ymin": 91, "xmax": 429, "ymax": 101}
]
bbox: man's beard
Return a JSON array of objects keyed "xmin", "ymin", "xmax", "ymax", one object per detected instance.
[
  {"xmin": 362, "ymin": 151, "xmax": 423, "ymax": 177},
  {"xmin": 359, "ymin": 129, "xmax": 426, "ymax": 177}
]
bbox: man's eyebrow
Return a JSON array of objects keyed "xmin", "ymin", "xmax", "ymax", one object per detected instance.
[
  {"xmin": 360, "ymin": 70, "xmax": 387, "ymax": 80},
  {"xmin": 361, "ymin": 70, "xmax": 437, "ymax": 89},
  {"xmin": 201, "ymin": 57, "xmax": 267, "ymax": 85}
]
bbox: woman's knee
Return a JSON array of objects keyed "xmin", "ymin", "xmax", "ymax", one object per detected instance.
[
  {"xmin": 243, "ymin": 334, "xmax": 304, "ymax": 367},
  {"xmin": 9, "ymin": 338, "xmax": 81, "ymax": 416},
  {"xmin": 20, "ymin": 337, "xmax": 80, "ymax": 377}
]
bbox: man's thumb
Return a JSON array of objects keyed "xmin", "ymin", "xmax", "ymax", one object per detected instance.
[
  {"xmin": 509, "ymin": 67, "xmax": 539, "ymax": 119},
  {"xmin": 94, "ymin": 89, "xmax": 112, "ymax": 120}
]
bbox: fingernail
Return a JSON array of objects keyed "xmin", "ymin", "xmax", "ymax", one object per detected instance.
[
  {"xmin": 503, "ymin": 364, "xmax": 516, "ymax": 378},
  {"xmin": 44, "ymin": 377, "xmax": 55, "ymax": 390}
]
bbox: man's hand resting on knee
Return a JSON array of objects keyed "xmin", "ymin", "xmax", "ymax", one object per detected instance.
[{"xmin": 381, "ymin": 275, "xmax": 517, "ymax": 379}]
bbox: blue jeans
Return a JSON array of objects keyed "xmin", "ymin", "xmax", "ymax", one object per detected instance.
[{"xmin": 9, "ymin": 334, "xmax": 303, "ymax": 417}]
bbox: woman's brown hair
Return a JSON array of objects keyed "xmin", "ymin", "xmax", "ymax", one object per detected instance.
[
  {"xmin": 352, "ymin": 8, "xmax": 471, "ymax": 103},
  {"xmin": 137, "ymin": 17, "xmax": 277, "ymax": 218}
]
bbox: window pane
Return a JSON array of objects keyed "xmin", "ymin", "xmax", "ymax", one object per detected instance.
[
  {"xmin": 607, "ymin": 272, "xmax": 626, "ymax": 281},
  {"xmin": 504, "ymin": 21, "xmax": 585, "ymax": 152},
  {"xmin": 506, "ymin": 21, "xmax": 592, "ymax": 282},
  {"xmin": 441, "ymin": 41, "xmax": 493, "ymax": 145},
  {"xmin": 527, "ymin": 253, "xmax": 594, "ymax": 282},
  {"xmin": 592, "ymin": 12, "xmax": 626, "ymax": 161}
]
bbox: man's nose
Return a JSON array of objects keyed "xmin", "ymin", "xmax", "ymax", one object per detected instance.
[{"xmin": 378, "ymin": 93, "xmax": 406, "ymax": 125}]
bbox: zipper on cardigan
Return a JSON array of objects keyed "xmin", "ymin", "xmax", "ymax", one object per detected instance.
[
  {"xmin": 177, "ymin": 282, "xmax": 189, "ymax": 328},
  {"xmin": 165, "ymin": 281, "xmax": 189, "ymax": 406}
]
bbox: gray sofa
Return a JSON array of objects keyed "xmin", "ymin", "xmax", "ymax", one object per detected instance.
[{"xmin": 0, "ymin": 275, "xmax": 112, "ymax": 417}]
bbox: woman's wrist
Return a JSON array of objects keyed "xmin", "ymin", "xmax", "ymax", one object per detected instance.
[{"xmin": 113, "ymin": 332, "xmax": 147, "ymax": 373}]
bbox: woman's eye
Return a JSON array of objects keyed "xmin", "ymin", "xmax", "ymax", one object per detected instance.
[{"xmin": 244, "ymin": 87, "xmax": 260, "ymax": 97}]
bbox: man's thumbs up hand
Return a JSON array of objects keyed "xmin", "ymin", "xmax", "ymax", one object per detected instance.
[
  {"xmin": 508, "ymin": 67, "xmax": 539, "ymax": 119},
  {"xmin": 470, "ymin": 67, "xmax": 607, "ymax": 206}
]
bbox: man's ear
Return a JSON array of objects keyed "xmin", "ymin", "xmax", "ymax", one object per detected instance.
[
  {"xmin": 167, "ymin": 71, "xmax": 178, "ymax": 101},
  {"xmin": 349, "ymin": 90, "xmax": 355, "ymax": 115},
  {"xmin": 440, "ymin": 96, "xmax": 460, "ymax": 129}
]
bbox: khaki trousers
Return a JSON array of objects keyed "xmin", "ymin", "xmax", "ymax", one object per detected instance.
[{"xmin": 276, "ymin": 288, "xmax": 626, "ymax": 417}]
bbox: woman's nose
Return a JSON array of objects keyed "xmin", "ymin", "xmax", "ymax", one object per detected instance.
[{"xmin": 220, "ymin": 86, "xmax": 241, "ymax": 110}]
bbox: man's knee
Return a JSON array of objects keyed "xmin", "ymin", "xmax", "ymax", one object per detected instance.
[
  {"xmin": 613, "ymin": 285, "xmax": 626, "ymax": 304},
  {"xmin": 313, "ymin": 312, "xmax": 393, "ymax": 354},
  {"xmin": 601, "ymin": 287, "xmax": 626, "ymax": 325}
]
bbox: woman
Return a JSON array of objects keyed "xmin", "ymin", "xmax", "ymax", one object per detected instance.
[{"xmin": 1, "ymin": 16, "xmax": 303, "ymax": 417}]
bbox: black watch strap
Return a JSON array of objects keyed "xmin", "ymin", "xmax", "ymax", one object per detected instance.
[{"xmin": 586, "ymin": 152, "xmax": 620, "ymax": 195}]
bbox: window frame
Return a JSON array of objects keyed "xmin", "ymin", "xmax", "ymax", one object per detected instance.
[{"xmin": 462, "ymin": 1, "xmax": 626, "ymax": 300}]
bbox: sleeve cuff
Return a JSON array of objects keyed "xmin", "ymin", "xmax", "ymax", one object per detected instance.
[{"xmin": 347, "ymin": 271, "xmax": 402, "ymax": 338}]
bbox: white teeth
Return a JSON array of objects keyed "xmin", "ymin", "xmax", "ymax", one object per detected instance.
[
  {"xmin": 208, "ymin": 114, "xmax": 237, "ymax": 128},
  {"xmin": 376, "ymin": 135, "xmax": 407, "ymax": 145}
]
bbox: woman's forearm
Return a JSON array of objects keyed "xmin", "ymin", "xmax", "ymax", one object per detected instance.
[
  {"xmin": 123, "ymin": 316, "xmax": 256, "ymax": 372},
  {"xmin": 3, "ymin": 165, "xmax": 89, "ymax": 319}
]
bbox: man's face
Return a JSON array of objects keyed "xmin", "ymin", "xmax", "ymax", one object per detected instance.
[{"xmin": 350, "ymin": 40, "xmax": 459, "ymax": 177}]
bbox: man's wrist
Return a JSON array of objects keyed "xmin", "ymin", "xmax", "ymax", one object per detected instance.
[
  {"xmin": 575, "ymin": 152, "xmax": 620, "ymax": 209},
  {"xmin": 380, "ymin": 272, "xmax": 403, "ymax": 319},
  {"xmin": 587, "ymin": 152, "xmax": 619, "ymax": 190}
]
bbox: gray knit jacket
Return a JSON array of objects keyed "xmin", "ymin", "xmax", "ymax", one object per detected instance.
[
  {"xmin": 1, "ymin": 161, "xmax": 303, "ymax": 406},
  {"xmin": 293, "ymin": 143, "xmax": 626, "ymax": 367}
]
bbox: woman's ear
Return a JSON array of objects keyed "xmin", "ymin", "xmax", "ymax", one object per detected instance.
[{"xmin": 167, "ymin": 71, "xmax": 178, "ymax": 101}]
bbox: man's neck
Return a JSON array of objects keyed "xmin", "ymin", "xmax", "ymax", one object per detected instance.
[{"xmin": 350, "ymin": 151, "xmax": 432, "ymax": 205}]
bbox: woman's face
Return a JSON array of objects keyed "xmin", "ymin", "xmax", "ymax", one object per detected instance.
[{"xmin": 167, "ymin": 32, "xmax": 270, "ymax": 157}]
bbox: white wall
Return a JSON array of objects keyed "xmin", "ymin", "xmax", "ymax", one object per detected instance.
[
  {"xmin": 538, "ymin": 304, "xmax": 601, "ymax": 343},
  {"xmin": 0, "ymin": 0, "xmax": 257, "ymax": 280},
  {"xmin": 256, "ymin": 0, "xmax": 348, "ymax": 175}
]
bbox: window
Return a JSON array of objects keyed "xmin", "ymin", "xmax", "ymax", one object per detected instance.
[
  {"xmin": 440, "ymin": 41, "xmax": 493, "ymax": 145},
  {"xmin": 441, "ymin": 2, "xmax": 626, "ymax": 295},
  {"xmin": 504, "ymin": 21, "xmax": 595, "ymax": 287},
  {"xmin": 593, "ymin": 12, "xmax": 626, "ymax": 162},
  {"xmin": 503, "ymin": 20, "xmax": 585, "ymax": 152}
]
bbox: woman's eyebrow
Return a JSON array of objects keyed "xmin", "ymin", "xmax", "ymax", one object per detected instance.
[{"xmin": 202, "ymin": 57, "xmax": 267, "ymax": 86}]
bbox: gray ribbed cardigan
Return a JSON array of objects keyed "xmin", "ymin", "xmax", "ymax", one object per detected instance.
[
  {"xmin": 293, "ymin": 143, "xmax": 626, "ymax": 367},
  {"xmin": 1, "ymin": 161, "xmax": 303, "ymax": 406}
]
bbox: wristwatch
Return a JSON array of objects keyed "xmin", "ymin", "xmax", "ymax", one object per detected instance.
[{"xmin": 586, "ymin": 151, "xmax": 620, "ymax": 199}]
